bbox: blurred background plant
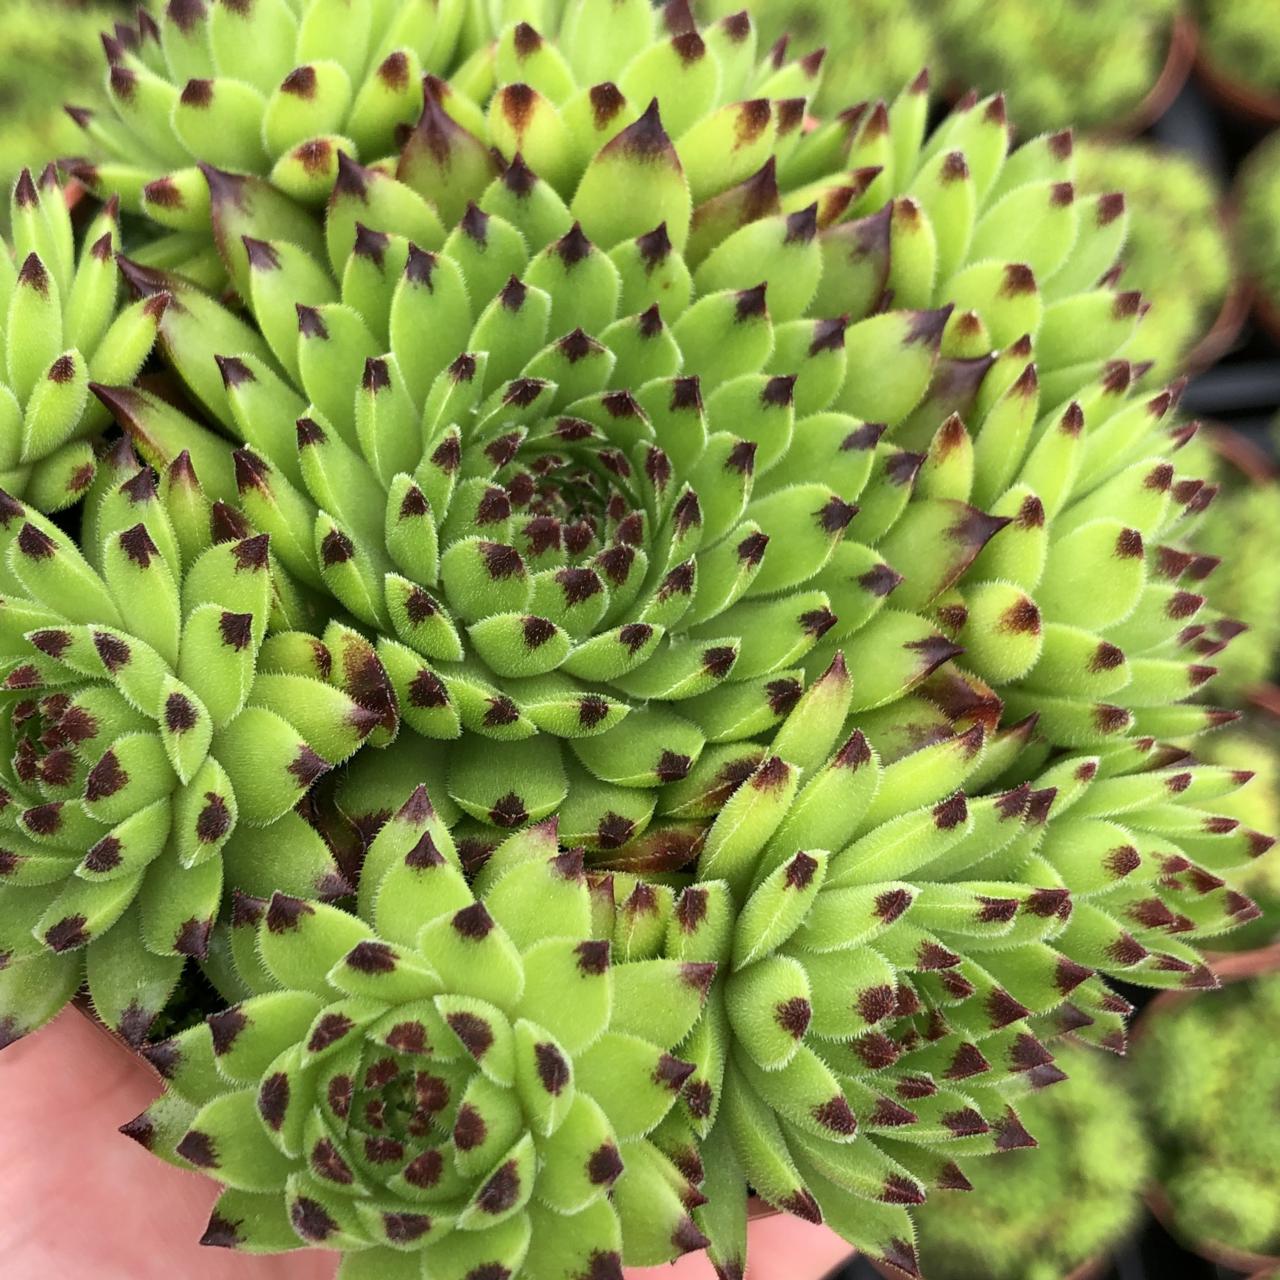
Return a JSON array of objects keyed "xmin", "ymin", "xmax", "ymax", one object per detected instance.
[
  {"xmin": 911, "ymin": 1046, "xmax": 1151, "ymax": 1280},
  {"xmin": 1134, "ymin": 974, "xmax": 1280, "ymax": 1265},
  {"xmin": 1240, "ymin": 132, "xmax": 1280, "ymax": 316},
  {"xmin": 1194, "ymin": 0, "xmax": 1280, "ymax": 106},
  {"xmin": 0, "ymin": 1, "xmax": 118, "ymax": 215},
  {"xmin": 697, "ymin": 0, "xmax": 936, "ymax": 113},
  {"xmin": 915, "ymin": 0, "xmax": 1181, "ymax": 133}
]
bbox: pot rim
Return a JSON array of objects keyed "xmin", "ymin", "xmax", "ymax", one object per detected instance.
[
  {"xmin": 1195, "ymin": 43, "xmax": 1280, "ymax": 128},
  {"xmin": 1145, "ymin": 1182, "xmax": 1280, "ymax": 1273},
  {"xmin": 1095, "ymin": 11, "xmax": 1198, "ymax": 140}
]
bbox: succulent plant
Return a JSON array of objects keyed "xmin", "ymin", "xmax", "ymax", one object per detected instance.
[
  {"xmin": 1187, "ymin": 464, "xmax": 1280, "ymax": 698},
  {"xmin": 0, "ymin": 1, "xmax": 120, "ymax": 198},
  {"xmin": 1075, "ymin": 140, "xmax": 1233, "ymax": 385},
  {"xmin": 1135, "ymin": 972, "xmax": 1280, "ymax": 1258},
  {"xmin": 1195, "ymin": 0, "xmax": 1280, "ymax": 97},
  {"xmin": 696, "ymin": 0, "xmax": 935, "ymax": 115},
  {"xmin": 1195, "ymin": 723, "xmax": 1280, "ymax": 955},
  {"xmin": 124, "ymin": 791, "xmax": 715, "ymax": 1280},
  {"xmin": 1240, "ymin": 132, "xmax": 1280, "ymax": 306},
  {"xmin": 915, "ymin": 0, "xmax": 1179, "ymax": 133},
  {"xmin": 912, "ymin": 1043, "xmax": 1149, "ymax": 1280},
  {"xmin": 0, "ymin": 453, "xmax": 378, "ymax": 1048},
  {"xmin": 0, "ymin": 168, "xmax": 164, "ymax": 511},
  {"xmin": 0, "ymin": 1, "xmax": 1267, "ymax": 1277}
]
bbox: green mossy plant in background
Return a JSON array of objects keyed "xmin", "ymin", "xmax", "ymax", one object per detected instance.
[
  {"xmin": 1240, "ymin": 131, "xmax": 1280, "ymax": 308},
  {"xmin": 1194, "ymin": 0, "xmax": 1280, "ymax": 99},
  {"xmin": 697, "ymin": 0, "xmax": 936, "ymax": 115},
  {"xmin": 0, "ymin": 1, "xmax": 1269, "ymax": 1278},
  {"xmin": 916, "ymin": 0, "xmax": 1180, "ymax": 134},
  {"xmin": 913, "ymin": 1044, "xmax": 1150, "ymax": 1280},
  {"xmin": 1135, "ymin": 973, "xmax": 1280, "ymax": 1260},
  {"xmin": 0, "ymin": 1, "xmax": 121, "ymax": 201},
  {"xmin": 1075, "ymin": 140, "xmax": 1233, "ymax": 385}
]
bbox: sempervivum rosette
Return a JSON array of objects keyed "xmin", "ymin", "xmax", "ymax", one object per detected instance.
[
  {"xmin": 66, "ymin": 0, "xmax": 826, "ymax": 290},
  {"xmin": 0, "ymin": 446, "xmax": 377, "ymax": 1047},
  {"xmin": 124, "ymin": 785, "xmax": 714, "ymax": 1278},
  {"xmin": 639, "ymin": 637, "xmax": 1270, "ymax": 1277},
  {"xmin": 41, "ymin": 1, "xmax": 1272, "ymax": 1277},
  {"xmin": 0, "ymin": 168, "xmax": 165, "ymax": 510}
]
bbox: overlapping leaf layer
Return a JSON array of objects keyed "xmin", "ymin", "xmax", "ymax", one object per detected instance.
[{"xmin": 0, "ymin": 2, "xmax": 1270, "ymax": 1278}]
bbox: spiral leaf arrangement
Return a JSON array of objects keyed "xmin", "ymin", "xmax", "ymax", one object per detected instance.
[
  {"xmin": 0, "ymin": 2, "xmax": 1271, "ymax": 1278},
  {"xmin": 126, "ymin": 793, "xmax": 715, "ymax": 1280},
  {"xmin": 0, "ymin": 451, "xmax": 375, "ymax": 1046}
]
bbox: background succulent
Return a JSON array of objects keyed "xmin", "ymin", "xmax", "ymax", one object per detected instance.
[
  {"xmin": 1240, "ymin": 131, "xmax": 1280, "ymax": 306},
  {"xmin": 0, "ymin": 0, "xmax": 121, "ymax": 199},
  {"xmin": 125, "ymin": 789, "xmax": 714, "ymax": 1278},
  {"xmin": 915, "ymin": 0, "xmax": 1179, "ymax": 133},
  {"xmin": 1134, "ymin": 973, "xmax": 1280, "ymax": 1258},
  {"xmin": 0, "ymin": 169, "xmax": 164, "ymax": 510},
  {"xmin": 696, "ymin": 0, "xmax": 936, "ymax": 115},
  {"xmin": 1194, "ymin": 0, "xmax": 1280, "ymax": 98},
  {"xmin": 0, "ymin": 452, "xmax": 377, "ymax": 1047},
  {"xmin": 1075, "ymin": 140, "xmax": 1233, "ymax": 385},
  {"xmin": 912, "ymin": 1043, "xmax": 1149, "ymax": 1280},
  {"xmin": 0, "ymin": 2, "xmax": 1267, "ymax": 1278}
]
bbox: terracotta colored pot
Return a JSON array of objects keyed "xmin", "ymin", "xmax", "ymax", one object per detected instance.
[
  {"xmin": 1195, "ymin": 47, "xmax": 1280, "ymax": 129},
  {"xmin": 1208, "ymin": 421, "xmax": 1279, "ymax": 485},
  {"xmin": 1146, "ymin": 1183, "xmax": 1280, "ymax": 1275},
  {"xmin": 1253, "ymin": 284, "xmax": 1280, "ymax": 352},
  {"xmin": 1182, "ymin": 277, "xmax": 1251, "ymax": 378},
  {"xmin": 1096, "ymin": 12, "xmax": 1199, "ymax": 139}
]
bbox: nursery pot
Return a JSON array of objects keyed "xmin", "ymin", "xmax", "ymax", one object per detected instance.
[
  {"xmin": 1136, "ymin": 945, "xmax": 1280, "ymax": 1273},
  {"xmin": 1098, "ymin": 12, "xmax": 1198, "ymax": 139},
  {"xmin": 1195, "ymin": 44, "xmax": 1280, "ymax": 129},
  {"xmin": 1180, "ymin": 197, "xmax": 1251, "ymax": 378}
]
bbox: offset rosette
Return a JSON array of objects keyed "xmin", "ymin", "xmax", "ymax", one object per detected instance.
[
  {"xmin": 70, "ymin": 0, "xmax": 471, "ymax": 225},
  {"xmin": 0, "ymin": 168, "xmax": 163, "ymax": 510},
  {"xmin": 774, "ymin": 86, "xmax": 1249, "ymax": 760},
  {"xmin": 69, "ymin": 0, "xmax": 828, "ymax": 287},
  {"xmin": 0, "ymin": 448, "xmax": 376, "ymax": 1046},
  {"xmin": 124, "ymin": 785, "xmax": 714, "ymax": 1277},
  {"xmin": 646, "ymin": 653, "xmax": 1270, "ymax": 1275}
]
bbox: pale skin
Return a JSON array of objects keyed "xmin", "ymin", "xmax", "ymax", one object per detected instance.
[{"xmin": 0, "ymin": 1012, "xmax": 854, "ymax": 1280}]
